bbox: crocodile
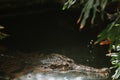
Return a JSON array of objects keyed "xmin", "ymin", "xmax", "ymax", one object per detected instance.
[{"xmin": 0, "ymin": 46, "xmax": 110, "ymax": 80}]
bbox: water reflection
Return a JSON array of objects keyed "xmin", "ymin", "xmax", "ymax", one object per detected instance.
[{"xmin": 13, "ymin": 71, "xmax": 109, "ymax": 80}]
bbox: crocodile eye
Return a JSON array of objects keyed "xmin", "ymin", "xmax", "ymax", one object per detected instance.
[
  {"xmin": 27, "ymin": 74, "xmax": 32, "ymax": 79},
  {"xmin": 67, "ymin": 60, "xmax": 73, "ymax": 63}
]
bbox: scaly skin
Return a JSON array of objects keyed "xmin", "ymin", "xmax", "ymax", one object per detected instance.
[{"xmin": 0, "ymin": 47, "xmax": 110, "ymax": 80}]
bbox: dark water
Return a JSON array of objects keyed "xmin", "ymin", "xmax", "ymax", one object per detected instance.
[{"xmin": 0, "ymin": 7, "xmax": 112, "ymax": 80}]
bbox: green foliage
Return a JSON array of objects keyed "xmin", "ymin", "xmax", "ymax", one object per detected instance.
[
  {"xmin": 95, "ymin": 14, "xmax": 120, "ymax": 50},
  {"xmin": 0, "ymin": 25, "xmax": 8, "ymax": 40},
  {"xmin": 62, "ymin": 0, "xmax": 76, "ymax": 10},
  {"xmin": 63, "ymin": 0, "xmax": 120, "ymax": 79},
  {"xmin": 96, "ymin": 14, "xmax": 120, "ymax": 79},
  {"xmin": 0, "ymin": 32, "xmax": 8, "ymax": 39},
  {"xmin": 63, "ymin": 0, "xmax": 108, "ymax": 29},
  {"xmin": 110, "ymin": 45, "xmax": 120, "ymax": 79}
]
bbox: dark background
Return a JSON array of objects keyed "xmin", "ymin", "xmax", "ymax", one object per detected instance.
[{"xmin": 0, "ymin": 0, "xmax": 111, "ymax": 68}]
